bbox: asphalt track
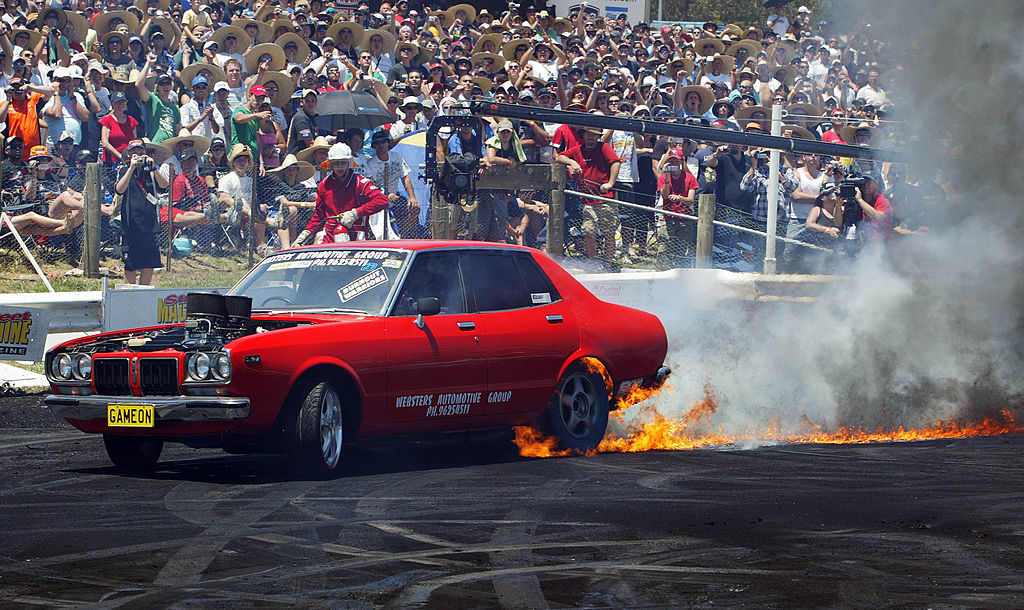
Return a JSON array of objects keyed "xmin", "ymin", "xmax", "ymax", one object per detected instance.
[{"xmin": 2, "ymin": 393, "xmax": 1024, "ymax": 608}]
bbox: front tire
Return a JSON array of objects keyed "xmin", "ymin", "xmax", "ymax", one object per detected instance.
[
  {"xmin": 545, "ymin": 363, "xmax": 610, "ymax": 452},
  {"xmin": 103, "ymin": 434, "xmax": 163, "ymax": 472},
  {"xmin": 290, "ymin": 378, "xmax": 345, "ymax": 478}
]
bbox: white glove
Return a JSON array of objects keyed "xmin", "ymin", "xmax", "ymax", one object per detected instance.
[
  {"xmin": 340, "ymin": 209, "xmax": 359, "ymax": 228},
  {"xmin": 294, "ymin": 229, "xmax": 312, "ymax": 246}
]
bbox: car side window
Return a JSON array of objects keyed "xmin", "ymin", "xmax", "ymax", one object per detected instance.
[
  {"xmin": 515, "ymin": 254, "xmax": 561, "ymax": 304},
  {"xmin": 463, "ymin": 251, "xmax": 539, "ymax": 312},
  {"xmin": 393, "ymin": 252, "xmax": 466, "ymax": 315}
]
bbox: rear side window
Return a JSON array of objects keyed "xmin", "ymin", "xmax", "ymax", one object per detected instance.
[{"xmin": 463, "ymin": 251, "xmax": 560, "ymax": 312}]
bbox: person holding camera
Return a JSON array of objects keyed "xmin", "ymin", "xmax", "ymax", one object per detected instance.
[
  {"xmin": 1, "ymin": 78, "xmax": 55, "ymax": 160},
  {"xmin": 846, "ymin": 172, "xmax": 892, "ymax": 244},
  {"xmin": 115, "ymin": 139, "xmax": 168, "ymax": 285},
  {"xmin": 740, "ymin": 144, "xmax": 798, "ymax": 266}
]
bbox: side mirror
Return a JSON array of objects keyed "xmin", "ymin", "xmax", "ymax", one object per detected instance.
[{"xmin": 413, "ymin": 297, "xmax": 440, "ymax": 329}]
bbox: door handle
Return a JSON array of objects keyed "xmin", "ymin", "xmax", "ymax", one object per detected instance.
[
  {"xmin": 457, "ymin": 322, "xmax": 476, "ymax": 330},
  {"xmin": 546, "ymin": 315, "xmax": 563, "ymax": 323}
]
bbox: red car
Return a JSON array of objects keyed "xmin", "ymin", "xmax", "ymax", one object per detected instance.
[{"xmin": 45, "ymin": 242, "xmax": 669, "ymax": 476}]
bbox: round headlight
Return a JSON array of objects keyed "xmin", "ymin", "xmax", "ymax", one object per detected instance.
[
  {"xmin": 56, "ymin": 354, "xmax": 73, "ymax": 380},
  {"xmin": 193, "ymin": 353, "xmax": 211, "ymax": 380},
  {"xmin": 214, "ymin": 353, "xmax": 231, "ymax": 379},
  {"xmin": 72, "ymin": 354, "xmax": 91, "ymax": 380}
]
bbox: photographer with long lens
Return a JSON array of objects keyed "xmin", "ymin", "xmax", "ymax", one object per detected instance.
[
  {"xmin": 115, "ymin": 139, "xmax": 169, "ymax": 285},
  {"xmin": 836, "ymin": 171, "xmax": 892, "ymax": 249}
]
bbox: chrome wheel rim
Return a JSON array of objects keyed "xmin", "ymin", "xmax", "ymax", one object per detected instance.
[
  {"xmin": 320, "ymin": 388, "xmax": 343, "ymax": 468},
  {"xmin": 558, "ymin": 372, "xmax": 598, "ymax": 440}
]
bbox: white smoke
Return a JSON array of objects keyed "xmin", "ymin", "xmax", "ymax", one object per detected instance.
[{"xmin": 611, "ymin": 1, "xmax": 1024, "ymax": 438}]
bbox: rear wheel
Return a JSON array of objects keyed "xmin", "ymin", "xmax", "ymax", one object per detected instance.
[
  {"xmin": 290, "ymin": 378, "xmax": 345, "ymax": 478},
  {"xmin": 545, "ymin": 362, "xmax": 610, "ymax": 451},
  {"xmin": 103, "ymin": 435, "xmax": 163, "ymax": 472}
]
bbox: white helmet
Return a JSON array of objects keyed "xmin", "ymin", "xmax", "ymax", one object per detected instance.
[{"xmin": 328, "ymin": 143, "xmax": 353, "ymax": 162}]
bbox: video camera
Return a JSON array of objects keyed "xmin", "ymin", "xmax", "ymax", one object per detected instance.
[{"xmin": 838, "ymin": 174, "xmax": 866, "ymax": 240}]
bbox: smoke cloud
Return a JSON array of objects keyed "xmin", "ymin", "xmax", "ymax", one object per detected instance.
[{"xmin": 610, "ymin": 1, "xmax": 1024, "ymax": 440}]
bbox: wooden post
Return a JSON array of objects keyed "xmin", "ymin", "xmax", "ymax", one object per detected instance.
[
  {"xmin": 83, "ymin": 162, "xmax": 102, "ymax": 278},
  {"xmin": 695, "ymin": 192, "xmax": 716, "ymax": 269},
  {"xmin": 248, "ymin": 162, "xmax": 256, "ymax": 268},
  {"xmin": 429, "ymin": 187, "xmax": 448, "ymax": 240},
  {"xmin": 548, "ymin": 163, "xmax": 566, "ymax": 257}
]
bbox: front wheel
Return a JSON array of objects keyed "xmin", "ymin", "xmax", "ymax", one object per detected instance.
[
  {"xmin": 290, "ymin": 378, "xmax": 345, "ymax": 478},
  {"xmin": 545, "ymin": 363, "xmax": 610, "ymax": 452},
  {"xmin": 103, "ymin": 434, "xmax": 163, "ymax": 472}
]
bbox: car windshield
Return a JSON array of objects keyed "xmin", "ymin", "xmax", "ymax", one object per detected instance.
[{"xmin": 230, "ymin": 247, "xmax": 409, "ymax": 315}]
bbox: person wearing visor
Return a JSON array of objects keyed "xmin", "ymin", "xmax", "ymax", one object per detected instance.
[{"xmin": 295, "ymin": 143, "xmax": 388, "ymax": 245}]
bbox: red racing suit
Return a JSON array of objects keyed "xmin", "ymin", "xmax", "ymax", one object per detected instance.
[{"xmin": 305, "ymin": 171, "xmax": 389, "ymax": 241}]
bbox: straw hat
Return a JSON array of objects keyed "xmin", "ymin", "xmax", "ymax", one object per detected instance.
[
  {"xmin": 554, "ymin": 18, "xmax": 574, "ymax": 35},
  {"xmin": 677, "ymin": 85, "xmax": 715, "ymax": 114},
  {"xmin": 448, "ymin": 3, "xmax": 476, "ymax": 25},
  {"xmin": 735, "ymin": 105, "xmax": 770, "ymax": 129},
  {"xmin": 63, "ymin": 11, "xmax": 89, "ymax": 44},
  {"xmin": 258, "ymin": 71, "xmax": 295, "ymax": 108},
  {"xmin": 268, "ymin": 154, "xmax": 315, "ymax": 182},
  {"xmin": 745, "ymin": 26, "xmax": 763, "ymax": 41},
  {"xmin": 92, "ymin": 10, "xmax": 139, "ymax": 35},
  {"xmin": 245, "ymin": 43, "xmax": 287, "ymax": 74},
  {"xmin": 362, "ymin": 28, "xmax": 396, "ymax": 54},
  {"xmin": 471, "ymin": 76, "xmax": 493, "ymax": 95},
  {"xmin": 727, "ymin": 39, "xmax": 762, "ymax": 58},
  {"xmin": 232, "ymin": 18, "xmax": 274, "ymax": 44},
  {"xmin": 134, "ymin": 0, "xmax": 169, "ymax": 12},
  {"xmin": 228, "ymin": 142, "xmax": 253, "ymax": 162},
  {"xmin": 101, "ymin": 31, "xmax": 130, "ymax": 51},
  {"xmin": 668, "ymin": 56, "xmax": 696, "ymax": 75},
  {"xmin": 34, "ymin": 7, "xmax": 67, "ymax": 30},
  {"xmin": 703, "ymin": 53, "xmax": 735, "ymax": 72},
  {"xmin": 327, "ymin": 20, "xmax": 365, "ymax": 47},
  {"xmin": 350, "ymin": 78, "xmax": 391, "ymax": 101},
  {"xmin": 276, "ymin": 33, "xmax": 312, "ymax": 65},
  {"xmin": 178, "ymin": 61, "xmax": 227, "ymax": 89},
  {"xmin": 270, "ymin": 16, "xmax": 297, "ymax": 38},
  {"xmin": 770, "ymin": 64, "xmax": 797, "ymax": 87},
  {"xmin": 107, "ymin": 64, "xmax": 134, "ymax": 85},
  {"xmin": 568, "ymin": 82, "xmax": 593, "ymax": 101},
  {"xmin": 142, "ymin": 138, "xmax": 172, "ymax": 165},
  {"xmin": 472, "ymin": 33, "xmax": 503, "ymax": 55},
  {"xmin": 840, "ymin": 121, "xmax": 877, "ymax": 144},
  {"xmin": 695, "ymin": 37, "xmax": 725, "ymax": 56},
  {"xmin": 145, "ymin": 17, "xmax": 178, "ymax": 42},
  {"xmin": 395, "ymin": 41, "xmax": 433, "ymax": 63},
  {"xmin": 211, "ymin": 25, "xmax": 252, "ymax": 51},
  {"xmin": 722, "ymin": 23, "xmax": 744, "ymax": 38},
  {"xmin": 502, "ymin": 38, "xmax": 533, "ymax": 61},
  {"xmin": 471, "ymin": 51, "xmax": 505, "ymax": 72},
  {"xmin": 11, "ymin": 29, "xmax": 41, "ymax": 50},
  {"xmin": 296, "ymin": 135, "xmax": 331, "ymax": 163},
  {"xmin": 766, "ymin": 44, "xmax": 795, "ymax": 67},
  {"xmin": 784, "ymin": 103, "xmax": 824, "ymax": 128},
  {"xmin": 781, "ymin": 124, "xmax": 815, "ymax": 140},
  {"xmin": 163, "ymin": 128, "xmax": 210, "ymax": 156}
]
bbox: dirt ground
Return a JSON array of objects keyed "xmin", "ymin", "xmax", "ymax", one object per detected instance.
[{"xmin": 2, "ymin": 391, "xmax": 1023, "ymax": 608}]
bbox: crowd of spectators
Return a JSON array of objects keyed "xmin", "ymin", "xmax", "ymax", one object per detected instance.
[{"xmin": 0, "ymin": 0, "xmax": 941, "ymax": 280}]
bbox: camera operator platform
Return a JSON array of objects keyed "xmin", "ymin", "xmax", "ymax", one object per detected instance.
[{"xmin": 115, "ymin": 139, "xmax": 169, "ymax": 285}]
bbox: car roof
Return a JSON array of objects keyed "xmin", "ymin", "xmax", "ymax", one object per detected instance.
[{"xmin": 278, "ymin": 240, "xmax": 539, "ymax": 254}]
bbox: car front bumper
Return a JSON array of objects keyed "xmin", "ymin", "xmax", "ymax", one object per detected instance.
[{"xmin": 44, "ymin": 395, "xmax": 251, "ymax": 423}]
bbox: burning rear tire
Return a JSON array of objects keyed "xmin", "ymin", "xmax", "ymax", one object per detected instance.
[
  {"xmin": 545, "ymin": 363, "xmax": 610, "ymax": 452},
  {"xmin": 103, "ymin": 435, "xmax": 163, "ymax": 472},
  {"xmin": 289, "ymin": 378, "xmax": 345, "ymax": 478}
]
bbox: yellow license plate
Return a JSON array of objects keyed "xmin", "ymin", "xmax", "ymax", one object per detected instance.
[{"xmin": 107, "ymin": 404, "xmax": 155, "ymax": 428}]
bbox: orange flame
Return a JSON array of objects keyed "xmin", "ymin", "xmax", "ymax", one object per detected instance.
[{"xmin": 512, "ymin": 381, "xmax": 1023, "ymax": 458}]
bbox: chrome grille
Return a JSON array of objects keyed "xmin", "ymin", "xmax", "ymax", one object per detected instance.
[
  {"xmin": 140, "ymin": 358, "xmax": 180, "ymax": 396},
  {"xmin": 93, "ymin": 358, "xmax": 130, "ymax": 395}
]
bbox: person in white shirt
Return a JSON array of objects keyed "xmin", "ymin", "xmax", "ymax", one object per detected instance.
[
  {"xmin": 362, "ymin": 129, "xmax": 419, "ymax": 238},
  {"xmin": 218, "ymin": 143, "xmax": 269, "ymax": 254}
]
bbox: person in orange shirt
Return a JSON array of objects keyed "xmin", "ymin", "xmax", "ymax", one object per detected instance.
[{"xmin": 0, "ymin": 78, "xmax": 56, "ymax": 160}]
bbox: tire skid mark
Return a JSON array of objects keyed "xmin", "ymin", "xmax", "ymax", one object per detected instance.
[
  {"xmin": 0, "ymin": 473, "xmax": 105, "ymax": 497},
  {"xmin": 0, "ymin": 432, "xmax": 85, "ymax": 451},
  {"xmin": 0, "ymin": 540, "xmax": 184, "ymax": 573}
]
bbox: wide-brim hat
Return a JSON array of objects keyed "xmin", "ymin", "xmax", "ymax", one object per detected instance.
[
  {"xmin": 143, "ymin": 138, "xmax": 172, "ymax": 165},
  {"xmin": 350, "ymin": 78, "xmax": 392, "ymax": 102},
  {"xmin": 232, "ymin": 18, "xmax": 274, "ymax": 44},
  {"xmin": 362, "ymin": 28, "xmax": 396, "ymax": 53},
  {"xmin": 228, "ymin": 142, "xmax": 253, "ymax": 162},
  {"xmin": 296, "ymin": 135, "xmax": 331, "ymax": 163},
  {"xmin": 258, "ymin": 71, "xmax": 295, "ymax": 108},
  {"xmin": 554, "ymin": 18, "xmax": 574, "ymax": 35},
  {"xmin": 34, "ymin": 7, "xmax": 67, "ymax": 30},
  {"xmin": 448, "ymin": 3, "xmax": 476, "ymax": 25},
  {"xmin": 678, "ymin": 85, "xmax": 715, "ymax": 114},
  {"xmin": 722, "ymin": 23, "xmax": 744, "ymax": 38},
  {"xmin": 727, "ymin": 39, "xmax": 762, "ymax": 58},
  {"xmin": 784, "ymin": 102, "xmax": 824, "ymax": 127},
  {"xmin": 703, "ymin": 53, "xmax": 736, "ymax": 72},
  {"xmin": 471, "ymin": 51, "xmax": 505, "ymax": 72},
  {"xmin": 782, "ymin": 124, "xmax": 815, "ymax": 140},
  {"xmin": 107, "ymin": 63, "xmax": 134, "ymax": 85},
  {"xmin": 711, "ymin": 99, "xmax": 735, "ymax": 118},
  {"xmin": 771, "ymin": 64, "xmax": 797, "ymax": 87},
  {"xmin": 471, "ymin": 76, "xmax": 492, "ymax": 95},
  {"xmin": 63, "ymin": 10, "xmax": 89, "ymax": 44},
  {"xmin": 327, "ymin": 20, "xmax": 365, "ymax": 47},
  {"xmin": 472, "ymin": 33, "xmax": 503, "ymax": 55},
  {"xmin": 668, "ymin": 56, "xmax": 696, "ymax": 75},
  {"xmin": 245, "ymin": 43, "xmax": 287, "ymax": 74},
  {"xmin": 568, "ymin": 82, "xmax": 593, "ymax": 101},
  {"xmin": 695, "ymin": 37, "xmax": 725, "ymax": 56},
  {"xmin": 268, "ymin": 154, "xmax": 315, "ymax": 182},
  {"xmin": 502, "ymin": 38, "xmax": 533, "ymax": 61},
  {"xmin": 11, "ymin": 29, "xmax": 42, "ymax": 50},
  {"xmin": 396, "ymin": 41, "xmax": 433, "ymax": 63},
  {"xmin": 211, "ymin": 25, "xmax": 252, "ymax": 52},
  {"xmin": 145, "ymin": 17, "xmax": 177, "ymax": 42},
  {"xmin": 163, "ymin": 128, "xmax": 211, "ymax": 156},
  {"xmin": 270, "ymin": 16, "xmax": 297, "ymax": 38},
  {"xmin": 276, "ymin": 33, "xmax": 311, "ymax": 65},
  {"xmin": 840, "ymin": 121, "xmax": 877, "ymax": 144},
  {"xmin": 93, "ymin": 10, "xmax": 140, "ymax": 36},
  {"xmin": 135, "ymin": 0, "xmax": 170, "ymax": 12},
  {"xmin": 101, "ymin": 31, "xmax": 130, "ymax": 50},
  {"xmin": 745, "ymin": 26, "xmax": 763, "ymax": 41},
  {"xmin": 178, "ymin": 61, "xmax": 227, "ymax": 89},
  {"xmin": 766, "ymin": 44, "xmax": 795, "ymax": 67},
  {"xmin": 735, "ymin": 105, "xmax": 771, "ymax": 128}
]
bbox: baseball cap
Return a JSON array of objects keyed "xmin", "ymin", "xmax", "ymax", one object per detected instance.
[
  {"xmin": 401, "ymin": 95, "xmax": 421, "ymax": 107},
  {"xmin": 370, "ymin": 130, "xmax": 391, "ymax": 143},
  {"xmin": 249, "ymin": 84, "xmax": 268, "ymax": 97},
  {"xmin": 75, "ymin": 149, "xmax": 96, "ymax": 162},
  {"xmin": 203, "ymin": 40, "xmax": 219, "ymax": 51},
  {"xmin": 667, "ymin": 147, "xmax": 684, "ymax": 159},
  {"xmin": 421, "ymin": 98, "xmax": 436, "ymax": 109},
  {"xmin": 191, "ymin": 75, "xmax": 209, "ymax": 87},
  {"xmin": 819, "ymin": 183, "xmax": 838, "ymax": 196},
  {"xmin": 518, "ymin": 89, "xmax": 535, "ymax": 100},
  {"xmin": 214, "ymin": 81, "xmax": 230, "ymax": 93},
  {"xmin": 302, "ymin": 89, "xmax": 318, "ymax": 98},
  {"xmin": 179, "ymin": 148, "xmax": 199, "ymax": 161},
  {"xmin": 745, "ymin": 121, "xmax": 764, "ymax": 132},
  {"xmin": 125, "ymin": 139, "xmax": 146, "ymax": 152},
  {"xmin": 496, "ymin": 119, "xmax": 514, "ymax": 133},
  {"xmin": 110, "ymin": 91, "xmax": 127, "ymax": 103},
  {"xmin": 57, "ymin": 130, "xmax": 75, "ymax": 143},
  {"xmin": 156, "ymin": 72, "xmax": 173, "ymax": 84}
]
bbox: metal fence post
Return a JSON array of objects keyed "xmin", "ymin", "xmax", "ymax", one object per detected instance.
[
  {"xmin": 695, "ymin": 192, "xmax": 716, "ymax": 268},
  {"xmin": 83, "ymin": 162, "xmax": 102, "ymax": 278}
]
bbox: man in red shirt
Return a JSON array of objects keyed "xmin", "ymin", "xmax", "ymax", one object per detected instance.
[
  {"xmin": 296, "ymin": 143, "xmax": 388, "ymax": 244},
  {"xmin": 555, "ymin": 126, "xmax": 621, "ymax": 266},
  {"xmin": 657, "ymin": 147, "xmax": 699, "ymax": 268},
  {"xmin": 850, "ymin": 172, "xmax": 892, "ymax": 244}
]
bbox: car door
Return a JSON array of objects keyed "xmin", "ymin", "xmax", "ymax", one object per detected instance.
[
  {"xmin": 385, "ymin": 251, "xmax": 488, "ymax": 423},
  {"xmin": 461, "ymin": 250, "xmax": 579, "ymax": 416}
]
